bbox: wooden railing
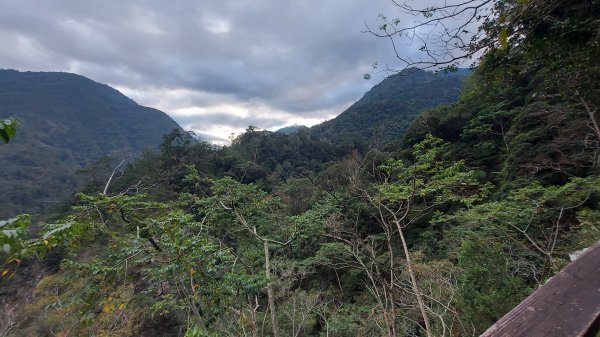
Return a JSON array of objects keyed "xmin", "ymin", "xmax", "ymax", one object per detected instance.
[{"xmin": 481, "ymin": 240, "xmax": 600, "ymax": 337}]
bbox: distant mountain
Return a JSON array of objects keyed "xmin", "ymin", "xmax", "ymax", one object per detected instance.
[
  {"xmin": 276, "ymin": 124, "xmax": 309, "ymax": 135},
  {"xmin": 311, "ymin": 68, "xmax": 469, "ymax": 144},
  {"xmin": 0, "ymin": 70, "xmax": 182, "ymax": 218}
]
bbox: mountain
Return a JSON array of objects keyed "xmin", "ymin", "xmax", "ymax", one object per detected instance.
[
  {"xmin": 311, "ymin": 68, "xmax": 469, "ymax": 144},
  {"xmin": 276, "ymin": 124, "xmax": 308, "ymax": 135},
  {"xmin": 0, "ymin": 70, "xmax": 182, "ymax": 218},
  {"xmin": 4, "ymin": 2, "xmax": 600, "ymax": 336}
]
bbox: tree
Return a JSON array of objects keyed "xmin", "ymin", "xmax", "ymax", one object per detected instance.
[
  {"xmin": 3, "ymin": 183, "xmax": 244, "ymax": 335},
  {"xmin": 371, "ymin": 135, "xmax": 490, "ymax": 336},
  {"xmin": 201, "ymin": 177, "xmax": 298, "ymax": 337},
  {"xmin": 317, "ymin": 135, "xmax": 490, "ymax": 336}
]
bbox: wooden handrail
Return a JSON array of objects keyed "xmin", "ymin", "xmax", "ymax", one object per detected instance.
[{"xmin": 481, "ymin": 240, "xmax": 600, "ymax": 337}]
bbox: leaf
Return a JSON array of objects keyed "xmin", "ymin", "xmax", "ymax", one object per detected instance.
[
  {"xmin": 42, "ymin": 222, "xmax": 74, "ymax": 239},
  {"xmin": 0, "ymin": 118, "xmax": 18, "ymax": 144},
  {"xmin": 499, "ymin": 28, "xmax": 508, "ymax": 49},
  {"xmin": 2, "ymin": 229, "xmax": 19, "ymax": 238}
]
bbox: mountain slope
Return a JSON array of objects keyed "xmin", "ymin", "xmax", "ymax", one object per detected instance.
[
  {"xmin": 276, "ymin": 124, "xmax": 309, "ymax": 135},
  {"xmin": 0, "ymin": 70, "xmax": 181, "ymax": 218},
  {"xmin": 311, "ymin": 69, "xmax": 469, "ymax": 143}
]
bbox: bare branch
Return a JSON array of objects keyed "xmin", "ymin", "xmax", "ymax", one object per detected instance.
[
  {"xmin": 103, "ymin": 158, "xmax": 126, "ymax": 195},
  {"xmin": 364, "ymin": 0, "xmax": 496, "ymax": 73}
]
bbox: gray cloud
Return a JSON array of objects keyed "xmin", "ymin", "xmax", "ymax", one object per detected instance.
[
  {"xmin": 0, "ymin": 0, "xmax": 425, "ymax": 140},
  {"xmin": 184, "ymin": 113, "xmax": 277, "ymax": 131}
]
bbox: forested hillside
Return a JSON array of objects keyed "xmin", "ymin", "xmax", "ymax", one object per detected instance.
[
  {"xmin": 311, "ymin": 69, "xmax": 467, "ymax": 145},
  {"xmin": 1, "ymin": 0, "xmax": 599, "ymax": 336},
  {"xmin": 0, "ymin": 70, "xmax": 181, "ymax": 218},
  {"xmin": 276, "ymin": 125, "xmax": 309, "ymax": 135}
]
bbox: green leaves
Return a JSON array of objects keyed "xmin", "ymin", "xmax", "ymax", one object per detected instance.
[
  {"xmin": 457, "ymin": 239, "xmax": 529, "ymax": 331},
  {"xmin": 0, "ymin": 117, "xmax": 18, "ymax": 144},
  {"xmin": 0, "ymin": 214, "xmax": 82, "ymax": 260},
  {"xmin": 498, "ymin": 28, "xmax": 508, "ymax": 50},
  {"xmin": 377, "ymin": 134, "xmax": 491, "ymax": 209},
  {"xmin": 0, "ymin": 214, "xmax": 30, "ymax": 255},
  {"xmin": 442, "ymin": 174, "xmax": 600, "ymax": 291}
]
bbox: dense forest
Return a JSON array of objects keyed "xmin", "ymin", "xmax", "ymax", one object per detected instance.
[
  {"xmin": 0, "ymin": 70, "xmax": 181, "ymax": 218},
  {"xmin": 310, "ymin": 69, "xmax": 468, "ymax": 145},
  {"xmin": 1, "ymin": 0, "xmax": 600, "ymax": 336}
]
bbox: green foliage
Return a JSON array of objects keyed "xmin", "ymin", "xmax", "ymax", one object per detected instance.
[
  {"xmin": 378, "ymin": 134, "xmax": 492, "ymax": 209},
  {"xmin": 457, "ymin": 239, "xmax": 529, "ymax": 331},
  {"xmin": 312, "ymin": 69, "xmax": 468, "ymax": 144},
  {"xmin": 410, "ymin": 0, "xmax": 599, "ymax": 181},
  {"xmin": 0, "ymin": 214, "xmax": 30, "ymax": 256},
  {"xmin": 225, "ymin": 127, "xmax": 341, "ymax": 188},
  {"xmin": 0, "ymin": 117, "xmax": 18, "ymax": 144},
  {"xmin": 445, "ymin": 176, "xmax": 600, "ymax": 265},
  {"xmin": 6, "ymin": 2, "xmax": 600, "ymax": 335},
  {"xmin": 0, "ymin": 70, "xmax": 181, "ymax": 218},
  {"xmin": 25, "ymin": 191, "xmax": 240, "ymax": 335}
]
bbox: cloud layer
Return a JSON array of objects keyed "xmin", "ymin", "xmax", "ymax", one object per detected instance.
[{"xmin": 0, "ymin": 0, "xmax": 419, "ymax": 141}]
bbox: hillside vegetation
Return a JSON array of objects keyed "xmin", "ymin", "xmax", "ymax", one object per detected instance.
[
  {"xmin": 311, "ymin": 69, "xmax": 467, "ymax": 145},
  {"xmin": 0, "ymin": 70, "xmax": 181, "ymax": 218},
  {"xmin": 1, "ymin": 0, "xmax": 599, "ymax": 336}
]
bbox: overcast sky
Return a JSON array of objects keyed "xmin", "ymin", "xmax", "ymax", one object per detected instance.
[{"xmin": 0, "ymin": 0, "xmax": 428, "ymax": 142}]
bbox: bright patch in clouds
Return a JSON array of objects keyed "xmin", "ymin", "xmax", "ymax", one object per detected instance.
[
  {"xmin": 203, "ymin": 15, "xmax": 232, "ymax": 34},
  {"xmin": 118, "ymin": 85, "xmax": 343, "ymax": 142}
]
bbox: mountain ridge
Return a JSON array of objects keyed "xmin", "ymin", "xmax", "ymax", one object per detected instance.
[
  {"xmin": 0, "ymin": 69, "xmax": 182, "ymax": 218},
  {"xmin": 310, "ymin": 68, "xmax": 469, "ymax": 144}
]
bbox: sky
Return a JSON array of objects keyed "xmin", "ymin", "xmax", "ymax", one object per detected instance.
[{"xmin": 0, "ymin": 0, "xmax": 434, "ymax": 142}]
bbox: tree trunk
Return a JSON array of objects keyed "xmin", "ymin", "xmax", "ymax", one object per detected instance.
[
  {"xmin": 579, "ymin": 93, "xmax": 600, "ymax": 143},
  {"xmin": 264, "ymin": 240, "xmax": 280, "ymax": 337},
  {"xmin": 250, "ymin": 296, "xmax": 259, "ymax": 337},
  {"xmin": 395, "ymin": 221, "xmax": 433, "ymax": 337}
]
